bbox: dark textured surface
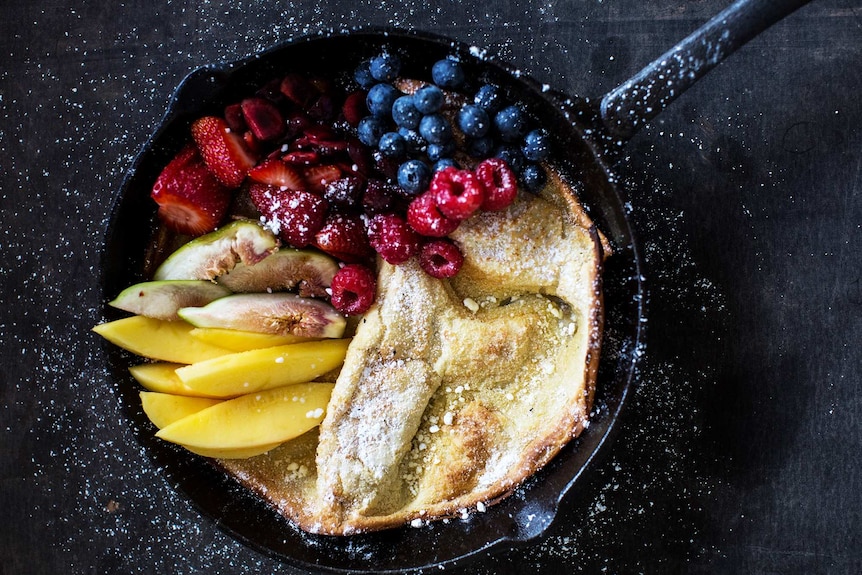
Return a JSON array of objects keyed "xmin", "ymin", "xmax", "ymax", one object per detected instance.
[{"xmin": 1, "ymin": 1, "xmax": 860, "ymax": 573}]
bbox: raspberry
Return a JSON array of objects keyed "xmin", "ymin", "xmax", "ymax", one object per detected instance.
[
  {"xmin": 249, "ymin": 185, "xmax": 328, "ymax": 248},
  {"xmin": 367, "ymin": 213, "xmax": 422, "ymax": 264},
  {"xmin": 406, "ymin": 191, "xmax": 460, "ymax": 237},
  {"xmin": 430, "ymin": 167, "xmax": 485, "ymax": 221},
  {"xmin": 475, "ymin": 157, "xmax": 518, "ymax": 211},
  {"xmin": 419, "ymin": 239, "xmax": 464, "ymax": 279},
  {"xmin": 330, "ymin": 264, "xmax": 377, "ymax": 315}
]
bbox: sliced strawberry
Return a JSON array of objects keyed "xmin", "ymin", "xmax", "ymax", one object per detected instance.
[
  {"xmin": 241, "ymin": 97, "xmax": 285, "ymax": 141},
  {"xmin": 223, "ymin": 103, "xmax": 247, "ymax": 133},
  {"xmin": 191, "ymin": 116, "xmax": 258, "ymax": 188},
  {"xmin": 280, "ymin": 73, "xmax": 318, "ymax": 108},
  {"xmin": 282, "ymin": 150, "xmax": 320, "ymax": 165},
  {"xmin": 314, "ymin": 213, "xmax": 372, "ymax": 262},
  {"xmin": 248, "ymin": 159, "xmax": 306, "ymax": 190},
  {"xmin": 342, "ymin": 90, "xmax": 368, "ymax": 126},
  {"xmin": 303, "ymin": 164, "xmax": 343, "ymax": 194},
  {"xmin": 151, "ymin": 143, "xmax": 232, "ymax": 236},
  {"xmin": 249, "ymin": 184, "xmax": 328, "ymax": 248}
]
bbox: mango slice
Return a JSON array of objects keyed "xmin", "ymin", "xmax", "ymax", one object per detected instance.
[
  {"xmin": 129, "ymin": 362, "xmax": 219, "ymax": 397},
  {"xmin": 175, "ymin": 339, "xmax": 349, "ymax": 398},
  {"xmin": 189, "ymin": 327, "xmax": 315, "ymax": 352},
  {"xmin": 181, "ymin": 443, "xmax": 282, "ymax": 459},
  {"xmin": 156, "ymin": 383, "xmax": 334, "ymax": 450},
  {"xmin": 93, "ymin": 316, "xmax": 231, "ymax": 364},
  {"xmin": 140, "ymin": 391, "xmax": 222, "ymax": 429},
  {"xmin": 140, "ymin": 391, "xmax": 280, "ymax": 459}
]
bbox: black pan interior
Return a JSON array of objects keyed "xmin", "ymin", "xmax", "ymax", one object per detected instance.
[{"xmin": 98, "ymin": 28, "xmax": 645, "ymax": 573}]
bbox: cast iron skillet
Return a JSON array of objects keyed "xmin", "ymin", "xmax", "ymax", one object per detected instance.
[{"xmin": 99, "ymin": 0, "xmax": 810, "ymax": 571}]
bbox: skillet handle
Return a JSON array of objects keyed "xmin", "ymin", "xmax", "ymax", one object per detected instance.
[{"xmin": 599, "ymin": 0, "xmax": 811, "ymax": 143}]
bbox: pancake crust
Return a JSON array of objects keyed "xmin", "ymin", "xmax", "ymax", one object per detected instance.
[{"xmin": 218, "ymin": 170, "xmax": 605, "ymax": 534}]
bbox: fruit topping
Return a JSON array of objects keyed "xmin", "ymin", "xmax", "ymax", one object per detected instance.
[
  {"xmin": 280, "ymin": 72, "xmax": 318, "ymax": 108},
  {"xmin": 249, "ymin": 185, "xmax": 328, "ymax": 248},
  {"xmin": 475, "ymin": 157, "xmax": 518, "ymax": 211},
  {"xmin": 248, "ymin": 158, "xmax": 305, "ymax": 189},
  {"xmin": 520, "ymin": 163, "xmax": 547, "ymax": 192},
  {"xmin": 493, "ymin": 104, "xmax": 529, "ymax": 143},
  {"xmin": 412, "ymin": 84, "xmax": 444, "ymax": 114},
  {"xmin": 397, "ymin": 159, "xmax": 431, "ymax": 195},
  {"xmin": 191, "ymin": 116, "xmax": 258, "ymax": 188},
  {"xmin": 457, "ymin": 104, "xmax": 491, "ymax": 138},
  {"xmin": 302, "ymin": 164, "xmax": 342, "ymax": 194},
  {"xmin": 175, "ymin": 340, "xmax": 348, "ymax": 399},
  {"xmin": 342, "ymin": 90, "xmax": 368, "ymax": 126},
  {"xmin": 314, "ymin": 213, "xmax": 372, "ymax": 262},
  {"xmin": 178, "ymin": 293, "xmax": 347, "ymax": 339},
  {"xmin": 150, "ymin": 144, "xmax": 233, "ymax": 237},
  {"xmin": 109, "ymin": 280, "xmax": 231, "ymax": 321},
  {"xmin": 367, "ymin": 213, "xmax": 422, "ymax": 264},
  {"xmin": 406, "ymin": 190, "xmax": 460, "ymax": 237},
  {"xmin": 431, "ymin": 166, "xmax": 485, "ymax": 221},
  {"xmin": 215, "ymin": 249, "xmax": 339, "ymax": 298},
  {"xmin": 366, "ymin": 83, "xmax": 399, "ymax": 118},
  {"xmin": 369, "ymin": 52, "xmax": 402, "ymax": 82},
  {"xmin": 153, "ymin": 220, "xmax": 279, "ymax": 281},
  {"xmin": 418, "ymin": 238, "xmax": 464, "ymax": 279},
  {"xmin": 430, "ymin": 58, "xmax": 465, "ymax": 89},
  {"xmin": 323, "ymin": 175, "xmax": 366, "ymax": 210},
  {"xmin": 391, "ymin": 95, "xmax": 421, "ymax": 129},
  {"xmin": 473, "ymin": 83, "xmax": 504, "ymax": 113},
  {"xmin": 329, "ymin": 264, "xmax": 377, "ymax": 315},
  {"xmin": 240, "ymin": 97, "xmax": 285, "ymax": 141}
]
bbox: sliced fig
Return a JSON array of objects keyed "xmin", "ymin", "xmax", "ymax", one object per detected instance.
[
  {"xmin": 177, "ymin": 293, "xmax": 346, "ymax": 339},
  {"xmin": 216, "ymin": 249, "xmax": 339, "ymax": 297},
  {"xmin": 109, "ymin": 280, "xmax": 231, "ymax": 321},
  {"xmin": 153, "ymin": 220, "xmax": 278, "ymax": 281}
]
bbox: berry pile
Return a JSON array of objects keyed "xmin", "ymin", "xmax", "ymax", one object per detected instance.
[
  {"xmin": 353, "ymin": 52, "xmax": 551, "ymax": 192},
  {"xmin": 149, "ymin": 51, "xmax": 550, "ymax": 316}
]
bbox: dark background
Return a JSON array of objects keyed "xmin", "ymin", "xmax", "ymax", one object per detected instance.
[{"xmin": 1, "ymin": 0, "xmax": 859, "ymax": 573}]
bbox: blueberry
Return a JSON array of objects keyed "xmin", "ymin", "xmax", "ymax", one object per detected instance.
[
  {"xmin": 397, "ymin": 127, "xmax": 427, "ymax": 154},
  {"xmin": 520, "ymin": 163, "xmax": 547, "ymax": 191},
  {"xmin": 392, "ymin": 95, "xmax": 421, "ymax": 129},
  {"xmin": 369, "ymin": 52, "xmax": 401, "ymax": 82},
  {"xmin": 474, "ymin": 84, "xmax": 503, "ymax": 113},
  {"xmin": 413, "ymin": 85, "xmax": 444, "ymax": 114},
  {"xmin": 466, "ymin": 136, "xmax": 495, "ymax": 159},
  {"xmin": 494, "ymin": 105, "xmax": 528, "ymax": 142},
  {"xmin": 433, "ymin": 158, "xmax": 459, "ymax": 172},
  {"xmin": 353, "ymin": 61, "xmax": 376, "ymax": 89},
  {"xmin": 458, "ymin": 104, "xmax": 490, "ymax": 138},
  {"xmin": 397, "ymin": 160, "xmax": 431, "ymax": 195},
  {"xmin": 494, "ymin": 144, "xmax": 525, "ymax": 173},
  {"xmin": 522, "ymin": 129, "xmax": 550, "ymax": 161},
  {"xmin": 357, "ymin": 116, "xmax": 387, "ymax": 147},
  {"xmin": 426, "ymin": 140, "xmax": 455, "ymax": 162},
  {"xmin": 378, "ymin": 132, "xmax": 407, "ymax": 159},
  {"xmin": 418, "ymin": 114, "xmax": 452, "ymax": 144},
  {"xmin": 431, "ymin": 58, "xmax": 465, "ymax": 89},
  {"xmin": 366, "ymin": 83, "xmax": 399, "ymax": 118}
]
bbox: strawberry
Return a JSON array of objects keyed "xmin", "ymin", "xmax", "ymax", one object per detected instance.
[
  {"xmin": 249, "ymin": 184, "xmax": 327, "ymax": 248},
  {"xmin": 314, "ymin": 213, "xmax": 372, "ymax": 262},
  {"xmin": 342, "ymin": 90, "xmax": 368, "ymax": 126},
  {"xmin": 240, "ymin": 97, "xmax": 285, "ymax": 141},
  {"xmin": 303, "ymin": 164, "xmax": 342, "ymax": 194},
  {"xmin": 150, "ymin": 143, "xmax": 232, "ymax": 236},
  {"xmin": 248, "ymin": 159, "xmax": 306, "ymax": 190},
  {"xmin": 282, "ymin": 150, "xmax": 320, "ymax": 165},
  {"xmin": 191, "ymin": 116, "xmax": 258, "ymax": 188}
]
